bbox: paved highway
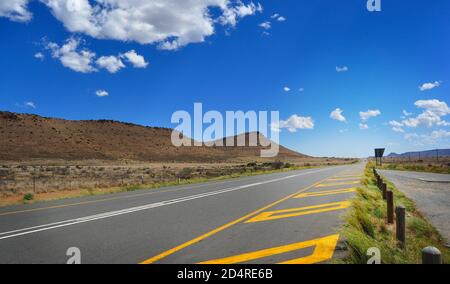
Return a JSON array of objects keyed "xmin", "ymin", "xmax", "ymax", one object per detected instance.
[{"xmin": 0, "ymin": 163, "xmax": 364, "ymax": 264}]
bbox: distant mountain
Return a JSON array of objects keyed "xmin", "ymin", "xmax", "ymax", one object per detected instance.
[
  {"xmin": 387, "ymin": 149, "xmax": 450, "ymax": 158},
  {"xmin": 0, "ymin": 111, "xmax": 308, "ymax": 162}
]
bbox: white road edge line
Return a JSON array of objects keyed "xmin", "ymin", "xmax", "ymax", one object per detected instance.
[{"xmin": 0, "ymin": 167, "xmax": 336, "ymax": 240}]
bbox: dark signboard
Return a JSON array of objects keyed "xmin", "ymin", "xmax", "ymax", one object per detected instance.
[{"xmin": 374, "ymin": 148, "xmax": 385, "ymax": 158}]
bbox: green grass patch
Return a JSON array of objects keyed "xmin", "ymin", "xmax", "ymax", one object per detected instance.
[
  {"xmin": 23, "ymin": 193, "xmax": 34, "ymax": 203},
  {"xmin": 340, "ymin": 162, "xmax": 450, "ymax": 264}
]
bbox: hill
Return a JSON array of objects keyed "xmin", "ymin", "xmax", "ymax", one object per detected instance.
[
  {"xmin": 387, "ymin": 149, "xmax": 450, "ymax": 158},
  {"xmin": 0, "ymin": 111, "xmax": 307, "ymax": 162}
]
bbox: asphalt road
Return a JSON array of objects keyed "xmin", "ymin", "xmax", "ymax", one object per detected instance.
[
  {"xmin": 0, "ymin": 163, "xmax": 364, "ymax": 264},
  {"xmin": 379, "ymin": 169, "xmax": 450, "ymax": 245}
]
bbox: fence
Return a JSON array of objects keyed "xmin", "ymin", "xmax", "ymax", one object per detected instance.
[{"xmin": 372, "ymin": 168, "xmax": 443, "ymax": 264}]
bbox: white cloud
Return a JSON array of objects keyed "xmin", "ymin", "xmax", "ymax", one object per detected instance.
[
  {"xmin": 283, "ymin": 86, "xmax": 291, "ymax": 92},
  {"xmin": 121, "ymin": 50, "xmax": 148, "ymax": 68},
  {"xmin": 359, "ymin": 109, "xmax": 381, "ymax": 121},
  {"xmin": 336, "ymin": 66, "xmax": 348, "ymax": 73},
  {"xmin": 272, "ymin": 114, "xmax": 314, "ymax": 133},
  {"xmin": 270, "ymin": 13, "xmax": 285, "ymax": 22},
  {"xmin": 259, "ymin": 21, "xmax": 271, "ymax": 30},
  {"xmin": 96, "ymin": 55, "xmax": 125, "ymax": 73},
  {"xmin": 298, "ymin": 88, "xmax": 304, "ymax": 92},
  {"xmin": 404, "ymin": 130, "xmax": 450, "ymax": 145},
  {"xmin": 359, "ymin": 123, "xmax": 369, "ymax": 130},
  {"xmin": 46, "ymin": 38, "xmax": 96, "ymax": 73},
  {"xmin": 220, "ymin": 2, "xmax": 262, "ymax": 27},
  {"xmin": 419, "ymin": 81, "xmax": 440, "ymax": 91},
  {"xmin": 34, "ymin": 52, "xmax": 45, "ymax": 60},
  {"xmin": 95, "ymin": 90, "xmax": 109, "ymax": 97},
  {"xmin": 44, "ymin": 39, "xmax": 149, "ymax": 73},
  {"xmin": 0, "ymin": 0, "xmax": 32, "ymax": 22},
  {"xmin": 402, "ymin": 99, "xmax": 450, "ymax": 128},
  {"xmin": 404, "ymin": 133, "xmax": 419, "ymax": 141},
  {"xmin": 37, "ymin": 0, "xmax": 261, "ymax": 50},
  {"xmin": 402, "ymin": 110, "xmax": 412, "ymax": 116},
  {"xmin": 389, "ymin": 120, "xmax": 404, "ymax": 133},
  {"xmin": 415, "ymin": 99, "xmax": 450, "ymax": 116},
  {"xmin": 330, "ymin": 108, "xmax": 346, "ymax": 122},
  {"xmin": 24, "ymin": 101, "xmax": 36, "ymax": 109}
]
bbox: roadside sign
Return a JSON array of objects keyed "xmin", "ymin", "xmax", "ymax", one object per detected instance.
[{"xmin": 374, "ymin": 148, "xmax": 385, "ymax": 166}]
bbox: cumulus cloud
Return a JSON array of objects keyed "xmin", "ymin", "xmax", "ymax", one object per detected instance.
[
  {"xmin": 36, "ymin": 0, "xmax": 261, "ymax": 50},
  {"xmin": 389, "ymin": 120, "xmax": 404, "ymax": 133},
  {"xmin": 34, "ymin": 52, "xmax": 45, "ymax": 60},
  {"xmin": 96, "ymin": 55, "xmax": 125, "ymax": 73},
  {"xmin": 404, "ymin": 133, "xmax": 419, "ymax": 141},
  {"xmin": 0, "ymin": 0, "xmax": 32, "ymax": 22},
  {"xmin": 259, "ymin": 21, "xmax": 271, "ymax": 30},
  {"xmin": 389, "ymin": 99, "xmax": 450, "ymax": 134},
  {"xmin": 419, "ymin": 81, "xmax": 441, "ymax": 91},
  {"xmin": 270, "ymin": 13, "xmax": 285, "ymax": 22},
  {"xmin": 359, "ymin": 123, "xmax": 369, "ymax": 130},
  {"xmin": 95, "ymin": 90, "xmax": 109, "ymax": 97},
  {"xmin": 221, "ymin": 1, "xmax": 262, "ymax": 27},
  {"xmin": 283, "ymin": 86, "xmax": 291, "ymax": 92},
  {"xmin": 404, "ymin": 130, "xmax": 450, "ymax": 145},
  {"xmin": 272, "ymin": 115, "xmax": 314, "ymax": 133},
  {"xmin": 46, "ymin": 38, "xmax": 97, "ymax": 73},
  {"xmin": 336, "ymin": 66, "xmax": 348, "ymax": 73},
  {"xmin": 359, "ymin": 109, "xmax": 381, "ymax": 121},
  {"xmin": 270, "ymin": 13, "xmax": 279, "ymax": 19},
  {"xmin": 402, "ymin": 99, "xmax": 450, "ymax": 128},
  {"xmin": 43, "ymin": 38, "xmax": 149, "ymax": 73},
  {"xmin": 330, "ymin": 108, "xmax": 346, "ymax": 122},
  {"xmin": 402, "ymin": 110, "xmax": 412, "ymax": 116},
  {"xmin": 121, "ymin": 50, "xmax": 148, "ymax": 68}
]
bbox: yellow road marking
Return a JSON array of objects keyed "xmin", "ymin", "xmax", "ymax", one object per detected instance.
[
  {"xmin": 140, "ymin": 174, "xmax": 336, "ymax": 264},
  {"xmin": 325, "ymin": 177, "xmax": 360, "ymax": 182},
  {"xmin": 332, "ymin": 175, "xmax": 361, "ymax": 178},
  {"xmin": 245, "ymin": 201, "xmax": 351, "ymax": 223},
  {"xmin": 315, "ymin": 181, "xmax": 360, "ymax": 188},
  {"xmin": 199, "ymin": 234, "xmax": 339, "ymax": 264},
  {"xmin": 294, "ymin": 188, "xmax": 357, "ymax": 199}
]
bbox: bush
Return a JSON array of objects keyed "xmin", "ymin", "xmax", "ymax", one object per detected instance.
[
  {"xmin": 271, "ymin": 161, "xmax": 284, "ymax": 170},
  {"xmin": 178, "ymin": 168, "xmax": 193, "ymax": 179},
  {"xmin": 23, "ymin": 193, "xmax": 34, "ymax": 201}
]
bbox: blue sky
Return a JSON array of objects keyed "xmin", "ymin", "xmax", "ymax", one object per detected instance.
[{"xmin": 1, "ymin": 0, "xmax": 449, "ymax": 157}]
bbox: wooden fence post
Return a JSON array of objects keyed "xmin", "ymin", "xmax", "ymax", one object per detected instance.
[
  {"xmin": 396, "ymin": 205, "xmax": 406, "ymax": 248},
  {"xmin": 386, "ymin": 190, "xmax": 394, "ymax": 224}
]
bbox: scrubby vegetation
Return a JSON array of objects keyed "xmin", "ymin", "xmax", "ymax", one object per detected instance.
[
  {"xmin": 0, "ymin": 161, "xmax": 334, "ymax": 206},
  {"xmin": 340, "ymin": 162, "xmax": 450, "ymax": 264},
  {"xmin": 377, "ymin": 160, "xmax": 450, "ymax": 174}
]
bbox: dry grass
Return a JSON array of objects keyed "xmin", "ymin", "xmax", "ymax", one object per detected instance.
[
  {"xmin": 0, "ymin": 160, "xmax": 356, "ymax": 207},
  {"xmin": 378, "ymin": 157, "xmax": 450, "ymax": 174}
]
